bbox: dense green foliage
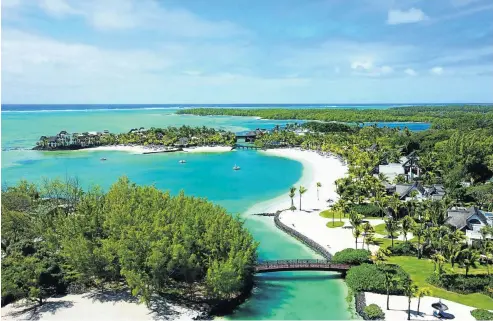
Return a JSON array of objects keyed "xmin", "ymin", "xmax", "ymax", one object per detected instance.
[
  {"xmin": 351, "ymin": 204, "xmax": 382, "ymax": 217},
  {"xmin": 177, "ymin": 105, "xmax": 493, "ymax": 129},
  {"xmin": 332, "ymin": 249, "xmax": 371, "ymax": 265},
  {"xmin": 363, "ymin": 304, "xmax": 385, "ymax": 320},
  {"xmin": 36, "ymin": 126, "xmax": 236, "ymax": 149},
  {"xmin": 427, "ymin": 274, "xmax": 492, "ymax": 296},
  {"xmin": 345, "ymin": 264, "xmax": 410, "ymax": 295},
  {"xmin": 1, "ymin": 178, "xmax": 257, "ymax": 305},
  {"xmin": 301, "ymin": 121, "xmax": 354, "ymax": 133},
  {"xmin": 471, "ymin": 309, "xmax": 493, "ymax": 320}
]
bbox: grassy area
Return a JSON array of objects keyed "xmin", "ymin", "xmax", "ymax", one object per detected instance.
[
  {"xmin": 373, "ymin": 223, "xmax": 400, "ymax": 236},
  {"xmin": 326, "ymin": 221, "xmax": 344, "ymax": 228},
  {"xmin": 387, "ymin": 256, "xmax": 493, "ymax": 309}
]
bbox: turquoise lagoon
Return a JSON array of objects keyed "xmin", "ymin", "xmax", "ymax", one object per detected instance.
[{"xmin": 1, "ymin": 108, "xmax": 355, "ymax": 319}]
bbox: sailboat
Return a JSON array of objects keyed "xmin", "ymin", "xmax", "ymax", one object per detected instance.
[
  {"xmin": 179, "ymin": 160, "xmax": 186, "ymax": 163},
  {"xmin": 233, "ymin": 164, "xmax": 240, "ymax": 170},
  {"xmin": 100, "ymin": 157, "xmax": 107, "ymax": 161}
]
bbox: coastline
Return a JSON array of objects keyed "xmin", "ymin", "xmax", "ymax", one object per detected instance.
[{"xmin": 77, "ymin": 145, "xmax": 232, "ymax": 155}]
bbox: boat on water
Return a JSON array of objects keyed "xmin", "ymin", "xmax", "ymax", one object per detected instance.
[
  {"xmin": 100, "ymin": 157, "xmax": 107, "ymax": 161},
  {"xmin": 233, "ymin": 164, "xmax": 240, "ymax": 170},
  {"xmin": 179, "ymin": 160, "xmax": 186, "ymax": 163}
]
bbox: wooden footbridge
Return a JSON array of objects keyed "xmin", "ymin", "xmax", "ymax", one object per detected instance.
[
  {"xmin": 255, "ymin": 259, "xmax": 351, "ymax": 276},
  {"xmin": 232, "ymin": 144, "xmax": 263, "ymax": 150}
]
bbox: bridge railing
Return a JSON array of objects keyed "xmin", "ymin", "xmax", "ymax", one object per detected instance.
[
  {"xmin": 274, "ymin": 213, "xmax": 332, "ymax": 260},
  {"xmin": 255, "ymin": 259, "xmax": 351, "ymax": 271}
]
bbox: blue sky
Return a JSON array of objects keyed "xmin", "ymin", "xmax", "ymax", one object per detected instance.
[{"xmin": 1, "ymin": 0, "xmax": 493, "ymax": 104}]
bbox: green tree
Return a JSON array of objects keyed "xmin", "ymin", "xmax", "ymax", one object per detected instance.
[
  {"xmin": 416, "ymin": 287, "xmax": 432, "ymax": 316},
  {"xmin": 381, "ymin": 265, "xmax": 400, "ymax": 310},
  {"xmin": 400, "ymin": 216, "xmax": 415, "ymax": 243},
  {"xmin": 385, "ymin": 218, "xmax": 400, "ymax": 248},
  {"xmin": 403, "ymin": 280, "xmax": 418, "ymax": 321},
  {"xmin": 289, "ymin": 187, "xmax": 297, "ymax": 211},
  {"xmin": 298, "ymin": 185, "xmax": 307, "ymax": 211},
  {"xmin": 458, "ymin": 248, "xmax": 480, "ymax": 276}
]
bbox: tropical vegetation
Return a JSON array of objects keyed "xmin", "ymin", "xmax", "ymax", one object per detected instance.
[{"xmin": 1, "ymin": 177, "xmax": 258, "ymax": 308}]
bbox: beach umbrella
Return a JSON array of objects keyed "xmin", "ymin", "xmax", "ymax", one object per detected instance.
[{"xmin": 431, "ymin": 301, "xmax": 449, "ymax": 311}]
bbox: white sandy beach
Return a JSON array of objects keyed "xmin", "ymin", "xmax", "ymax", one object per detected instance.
[
  {"xmin": 364, "ymin": 292, "xmax": 481, "ymax": 321},
  {"xmin": 81, "ymin": 145, "xmax": 232, "ymax": 154},
  {"xmin": 0, "ymin": 291, "xmax": 200, "ymax": 321},
  {"xmin": 182, "ymin": 146, "xmax": 232, "ymax": 153}
]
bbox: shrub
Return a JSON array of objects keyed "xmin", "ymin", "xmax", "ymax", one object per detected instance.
[
  {"xmin": 332, "ymin": 249, "xmax": 371, "ymax": 265},
  {"xmin": 346, "ymin": 263, "xmax": 410, "ymax": 295},
  {"xmin": 350, "ymin": 204, "xmax": 381, "ymax": 217},
  {"xmin": 363, "ymin": 304, "xmax": 385, "ymax": 320},
  {"xmin": 471, "ymin": 309, "xmax": 493, "ymax": 320},
  {"xmin": 427, "ymin": 274, "xmax": 492, "ymax": 294},
  {"xmin": 387, "ymin": 242, "xmax": 416, "ymax": 256}
]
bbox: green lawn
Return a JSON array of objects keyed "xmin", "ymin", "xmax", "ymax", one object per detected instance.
[
  {"xmin": 326, "ymin": 221, "xmax": 344, "ymax": 228},
  {"xmin": 373, "ymin": 223, "xmax": 400, "ymax": 237},
  {"xmin": 387, "ymin": 256, "xmax": 493, "ymax": 309}
]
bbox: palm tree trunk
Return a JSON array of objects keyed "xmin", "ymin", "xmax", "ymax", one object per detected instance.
[
  {"xmin": 417, "ymin": 236, "xmax": 421, "ymax": 259},
  {"xmin": 417, "ymin": 297, "xmax": 421, "ymax": 315},
  {"xmin": 391, "ymin": 236, "xmax": 394, "ymax": 248},
  {"xmin": 299, "ymin": 196, "xmax": 302, "ymax": 211},
  {"xmin": 408, "ymin": 297, "xmax": 411, "ymax": 320},
  {"xmin": 355, "ymin": 236, "xmax": 358, "ymax": 249},
  {"xmin": 386, "ymin": 288, "xmax": 390, "ymax": 310}
]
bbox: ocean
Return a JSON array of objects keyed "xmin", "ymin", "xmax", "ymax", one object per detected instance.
[{"xmin": 0, "ymin": 104, "xmax": 432, "ymax": 319}]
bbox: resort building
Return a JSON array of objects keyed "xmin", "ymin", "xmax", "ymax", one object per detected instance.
[
  {"xmin": 445, "ymin": 207, "xmax": 493, "ymax": 244},
  {"xmin": 375, "ymin": 151, "xmax": 421, "ymax": 183},
  {"xmin": 385, "ymin": 182, "xmax": 446, "ymax": 201}
]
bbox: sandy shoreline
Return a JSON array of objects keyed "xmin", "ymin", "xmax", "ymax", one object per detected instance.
[{"xmin": 81, "ymin": 145, "xmax": 232, "ymax": 154}]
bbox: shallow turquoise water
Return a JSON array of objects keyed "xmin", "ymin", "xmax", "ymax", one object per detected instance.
[{"xmin": 1, "ymin": 109, "xmax": 352, "ymax": 320}]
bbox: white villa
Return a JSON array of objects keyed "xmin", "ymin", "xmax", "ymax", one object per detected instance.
[{"xmin": 445, "ymin": 207, "xmax": 493, "ymax": 244}]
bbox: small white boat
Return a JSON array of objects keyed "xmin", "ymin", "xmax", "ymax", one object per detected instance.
[
  {"xmin": 179, "ymin": 160, "xmax": 186, "ymax": 163},
  {"xmin": 100, "ymin": 157, "xmax": 107, "ymax": 161},
  {"xmin": 233, "ymin": 164, "xmax": 240, "ymax": 170}
]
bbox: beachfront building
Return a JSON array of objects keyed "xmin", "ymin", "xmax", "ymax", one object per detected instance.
[
  {"xmin": 445, "ymin": 207, "xmax": 493, "ymax": 244},
  {"xmin": 385, "ymin": 182, "xmax": 446, "ymax": 201},
  {"xmin": 175, "ymin": 137, "xmax": 190, "ymax": 147},
  {"xmin": 375, "ymin": 151, "xmax": 421, "ymax": 183}
]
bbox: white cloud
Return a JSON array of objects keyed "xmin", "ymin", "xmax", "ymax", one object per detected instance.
[
  {"xmin": 430, "ymin": 66, "xmax": 444, "ymax": 75},
  {"xmin": 405, "ymin": 68, "xmax": 417, "ymax": 76},
  {"xmin": 351, "ymin": 60, "xmax": 373, "ymax": 70},
  {"xmin": 387, "ymin": 8, "xmax": 428, "ymax": 25},
  {"xmin": 39, "ymin": 0, "xmax": 78, "ymax": 17}
]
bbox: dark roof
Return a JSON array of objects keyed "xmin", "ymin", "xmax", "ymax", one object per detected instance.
[
  {"xmin": 396, "ymin": 182, "xmax": 425, "ymax": 199},
  {"xmin": 445, "ymin": 207, "xmax": 488, "ymax": 230},
  {"xmin": 39, "ymin": 136, "xmax": 47, "ymax": 140},
  {"xmin": 58, "ymin": 130, "xmax": 68, "ymax": 135},
  {"xmin": 48, "ymin": 136, "xmax": 58, "ymax": 142}
]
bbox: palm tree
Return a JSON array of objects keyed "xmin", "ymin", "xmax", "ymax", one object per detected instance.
[
  {"xmin": 353, "ymin": 227, "xmax": 362, "ymax": 249},
  {"xmin": 362, "ymin": 222, "xmax": 374, "ymax": 248},
  {"xmin": 401, "ymin": 216, "xmax": 415, "ymax": 243},
  {"xmin": 384, "ymin": 218, "xmax": 400, "ymax": 248},
  {"xmin": 431, "ymin": 253, "xmax": 446, "ymax": 275},
  {"xmin": 373, "ymin": 248, "xmax": 390, "ymax": 264},
  {"xmin": 316, "ymin": 182, "xmax": 322, "ymax": 201},
  {"xmin": 416, "ymin": 287, "xmax": 431, "ymax": 316},
  {"xmin": 350, "ymin": 211, "xmax": 363, "ymax": 249},
  {"xmin": 365, "ymin": 233, "xmax": 375, "ymax": 251},
  {"xmin": 298, "ymin": 185, "xmax": 307, "ymax": 211},
  {"xmin": 458, "ymin": 248, "xmax": 480, "ymax": 276},
  {"xmin": 289, "ymin": 187, "xmax": 297, "ymax": 211},
  {"xmin": 381, "ymin": 265, "xmax": 399, "ymax": 310},
  {"xmin": 413, "ymin": 223, "xmax": 426, "ymax": 259},
  {"xmin": 480, "ymin": 226, "xmax": 491, "ymax": 255},
  {"xmin": 403, "ymin": 280, "xmax": 418, "ymax": 321}
]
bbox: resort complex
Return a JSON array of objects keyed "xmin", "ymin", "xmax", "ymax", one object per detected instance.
[
  {"xmin": 2, "ymin": 1, "xmax": 493, "ymax": 319},
  {"xmin": 2, "ymin": 105, "xmax": 493, "ymax": 321}
]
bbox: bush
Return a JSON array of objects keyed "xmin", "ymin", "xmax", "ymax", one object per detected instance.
[
  {"xmin": 364, "ymin": 304, "xmax": 385, "ymax": 320},
  {"xmin": 471, "ymin": 309, "xmax": 493, "ymax": 320},
  {"xmin": 346, "ymin": 263, "xmax": 410, "ymax": 295},
  {"xmin": 350, "ymin": 204, "xmax": 382, "ymax": 217},
  {"xmin": 387, "ymin": 242, "xmax": 416, "ymax": 256},
  {"xmin": 332, "ymin": 249, "xmax": 371, "ymax": 265},
  {"xmin": 427, "ymin": 274, "xmax": 492, "ymax": 294}
]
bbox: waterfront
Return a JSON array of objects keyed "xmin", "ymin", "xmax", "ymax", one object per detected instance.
[{"xmin": 1, "ymin": 107, "xmax": 352, "ymax": 320}]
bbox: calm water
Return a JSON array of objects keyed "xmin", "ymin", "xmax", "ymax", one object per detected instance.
[
  {"xmin": 0, "ymin": 105, "xmax": 435, "ymax": 319},
  {"xmin": 1, "ymin": 106, "xmax": 354, "ymax": 320}
]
